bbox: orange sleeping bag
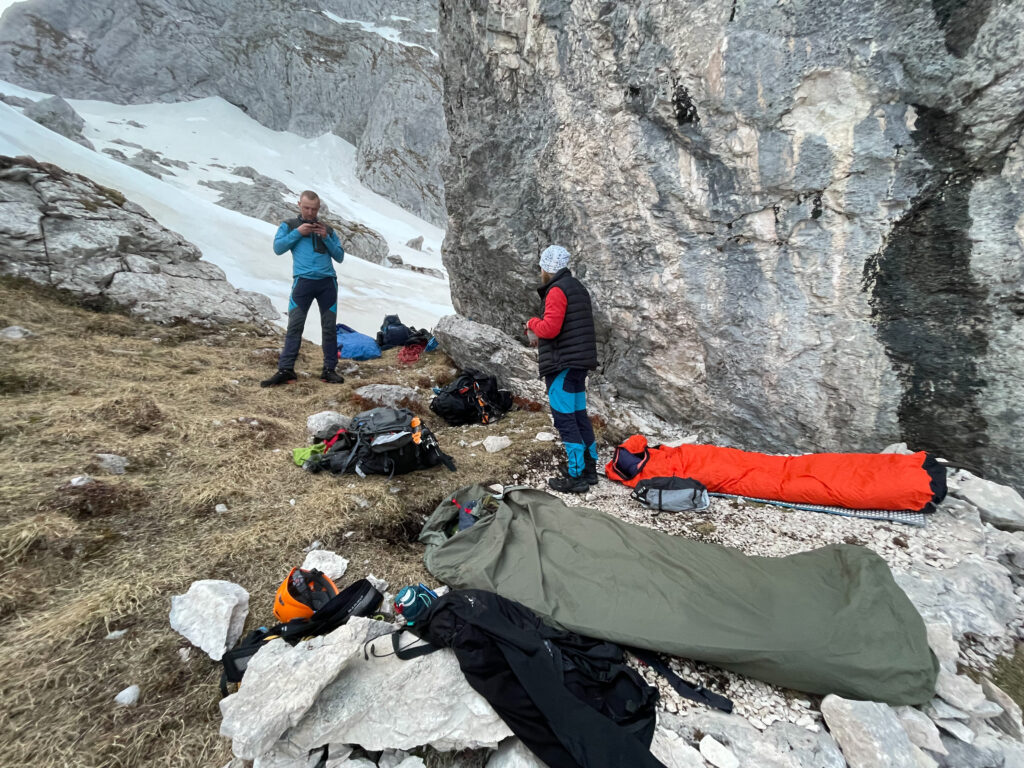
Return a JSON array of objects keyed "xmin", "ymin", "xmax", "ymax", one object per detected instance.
[{"xmin": 606, "ymin": 436, "xmax": 946, "ymax": 512}]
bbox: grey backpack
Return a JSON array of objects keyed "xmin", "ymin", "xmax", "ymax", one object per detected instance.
[{"xmin": 630, "ymin": 477, "xmax": 710, "ymax": 514}]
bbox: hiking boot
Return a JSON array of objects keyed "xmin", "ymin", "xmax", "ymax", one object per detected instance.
[
  {"xmin": 583, "ymin": 453, "xmax": 599, "ymax": 486},
  {"xmin": 320, "ymin": 368, "xmax": 344, "ymax": 384},
  {"xmin": 261, "ymin": 369, "xmax": 297, "ymax": 388},
  {"xmin": 547, "ymin": 474, "xmax": 590, "ymax": 494}
]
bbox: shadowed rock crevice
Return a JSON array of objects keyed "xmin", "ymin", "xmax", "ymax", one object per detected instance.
[
  {"xmin": 930, "ymin": 0, "xmax": 994, "ymax": 58},
  {"xmin": 868, "ymin": 106, "xmax": 1009, "ymax": 472}
]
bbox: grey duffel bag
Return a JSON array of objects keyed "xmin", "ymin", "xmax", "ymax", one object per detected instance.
[{"xmin": 630, "ymin": 476, "xmax": 710, "ymax": 514}]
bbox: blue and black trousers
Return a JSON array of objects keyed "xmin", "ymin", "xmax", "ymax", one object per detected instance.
[
  {"xmin": 544, "ymin": 367, "xmax": 598, "ymax": 479},
  {"xmin": 277, "ymin": 276, "xmax": 338, "ymax": 372}
]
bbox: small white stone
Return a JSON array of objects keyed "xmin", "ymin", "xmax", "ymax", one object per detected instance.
[
  {"xmin": 699, "ymin": 734, "xmax": 739, "ymax": 768},
  {"xmin": 289, "ymin": 498, "xmax": 296, "ymax": 506},
  {"xmin": 1, "ymin": 325, "xmax": 33, "ymax": 340},
  {"xmin": 301, "ymin": 550, "xmax": 350, "ymax": 581},
  {"xmin": 535, "ymin": 432, "xmax": 556, "ymax": 442},
  {"xmin": 366, "ymin": 574, "xmax": 389, "ymax": 593},
  {"xmin": 215, "ymin": 503, "xmax": 228, "ymax": 513},
  {"xmin": 95, "ymin": 453, "xmax": 129, "ymax": 475},
  {"xmin": 178, "ymin": 648, "xmax": 191, "ymax": 662},
  {"xmin": 70, "ymin": 475, "xmax": 94, "ymax": 487},
  {"xmin": 105, "ymin": 629, "xmax": 128, "ymax": 640},
  {"xmin": 114, "ymin": 685, "xmax": 140, "ymax": 707}
]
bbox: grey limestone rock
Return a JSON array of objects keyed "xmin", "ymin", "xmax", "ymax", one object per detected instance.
[
  {"xmin": 980, "ymin": 677, "xmax": 1024, "ymax": 741},
  {"xmin": 355, "ymin": 65, "xmax": 448, "ymax": 225},
  {"xmin": 820, "ymin": 695, "xmax": 919, "ymax": 768},
  {"xmin": 658, "ymin": 710, "xmax": 845, "ymax": 768},
  {"xmin": 353, "ymin": 384, "xmax": 425, "ymax": 409},
  {"xmin": 306, "ymin": 411, "xmax": 351, "ymax": 439},
  {"xmin": 647, "ymin": 728, "xmax": 705, "ymax": 768},
  {"xmin": 437, "ymin": 0, "xmax": 1024, "ymax": 486},
  {"xmin": 924, "ymin": 622, "xmax": 959, "ymax": 674},
  {"xmin": 23, "ymin": 95, "xmax": 94, "ymax": 149},
  {"xmin": 896, "ymin": 706, "xmax": 947, "ymax": 755},
  {"xmin": 94, "ymin": 453, "xmax": 129, "ymax": 475},
  {"xmin": 219, "ymin": 618, "xmax": 395, "ymax": 760},
  {"xmin": 0, "ymin": 156, "xmax": 278, "ymax": 328},
  {"xmin": 893, "ymin": 556, "xmax": 1018, "ymax": 644},
  {"xmin": 935, "ymin": 732, "xmax": 1004, "ymax": 767},
  {"xmin": 0, "ymin": 0, "xmax": 447, "ymax": 225},
  {"xmin": 278, "ymin": 629, "xmax": 512, "ymax": 753},
  {"xmin": 951, "ymin": 470, "xmax": 1024, "ymax": 533}
]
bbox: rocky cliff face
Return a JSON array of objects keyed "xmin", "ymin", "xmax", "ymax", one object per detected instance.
[
  {"xmin": 439, "ymin": 0, "xmax": 1024, "ymax": 486},
  {"xmin": 0, "ymin": 155, "xmax": 277, "ymax": 327},
  {"xmin": 0, "ymin": 0, "xmax": 447, "ymax": 225}
]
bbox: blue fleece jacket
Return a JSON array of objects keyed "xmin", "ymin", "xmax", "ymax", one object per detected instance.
[{"xmin": 273, "ymin": 222, "xmax": 345, "ymax": 279}]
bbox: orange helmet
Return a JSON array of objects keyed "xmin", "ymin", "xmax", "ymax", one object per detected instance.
[{"xmin": 273, "ymin": 567, "xmax": 339, "ymax": 623}]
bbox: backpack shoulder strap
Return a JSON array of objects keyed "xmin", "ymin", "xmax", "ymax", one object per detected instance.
[
  {"xmin": 630, "ymin": 647, "xmax": 733, "ymax": 712},
  {"xmin": 284, "ymin": 217, "xmax": 303, "ymax": 232},
  {"xmin": 391, "ymin": 629, "xmax": 440, "ymax": 660}
]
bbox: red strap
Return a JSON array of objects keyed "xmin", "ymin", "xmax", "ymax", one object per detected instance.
[{"xmin": 324, "ymin": 428, "xmax": 347, "ymax": 451}]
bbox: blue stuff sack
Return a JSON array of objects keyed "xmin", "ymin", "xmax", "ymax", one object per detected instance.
[{"xmin": 336, "ymin": 324, "xmax": 382, "ymax": 360}]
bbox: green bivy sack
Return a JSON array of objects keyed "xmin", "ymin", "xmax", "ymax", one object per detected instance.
[{"xmin": 421, "ymin": 485, "xmax": 938, "ymax": 706}]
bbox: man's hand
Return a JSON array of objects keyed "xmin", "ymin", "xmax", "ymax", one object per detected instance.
[
  {"xmin": 311, "ymin": 223, "xmax": 327, "ymax": 236},
  {"xmin": 297, "ymin": 222, "xmax": 315, "ymax": 236}
]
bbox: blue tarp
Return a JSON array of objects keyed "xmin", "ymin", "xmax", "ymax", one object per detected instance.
[{"xmin": 336, "ymin": 324, "xmax": 381, "ymax": 360}]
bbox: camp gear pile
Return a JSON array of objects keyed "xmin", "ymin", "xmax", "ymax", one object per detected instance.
[
  {"xmin": 607, "ymin": 436, "xmax": 947, "ymax": 513},
  {"xmin": 630, "ymin": 476, "xmax": 710, "ymax": 513},
  {"xmin": 376, "ymin": 314, "xmax": 430, "ymax": 351},
  {"xmin": 221, "ymin": 570, "xmax": 381, "ymax": 694},
  {"xmin": 429, "ymin": 370, "xmax": 514, "ymax": 426},
  {"xmin": 420, "ymin": 484, "xmax": 939, "ymax": 705},
  {"xmin": 389, "ymin": 588, "xmax": 665, "ymax": 768},
  {"xmin": 305, "ymin": 407, "xmax": 455, "ymax": 477}
]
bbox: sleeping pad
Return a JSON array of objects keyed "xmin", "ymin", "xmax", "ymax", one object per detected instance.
[
  {"xmin": 607, "ymin": 436, "xmax": 947, "ymax": 512},
  {"xmin": 421, "ymin": 484, "xmax": 938, "ymax": 705}
]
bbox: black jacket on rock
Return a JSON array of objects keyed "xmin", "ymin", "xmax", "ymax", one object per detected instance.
[{"xmin": 402, "ymin": 589, "xmax": 663, "ymax": 768}]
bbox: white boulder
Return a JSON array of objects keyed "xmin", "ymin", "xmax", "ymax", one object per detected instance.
[
  {"xmin": 483, "ymin": 436, "xmax": 512, "ymax": 453},
  {"xmin": 301, "ymin": 550, "xmax": 350, "ymax": 581},
  {"xmin": 169, "ymin": 579, "xmax": 249, "ymax": 661}
]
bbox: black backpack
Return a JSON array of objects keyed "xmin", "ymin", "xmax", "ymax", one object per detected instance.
[
  {"xmin": 382, "ymin": 589, "xmax": 664, "ymax": 768},
  {"xmin": 310, "ymin": 407, "xmax": 455, "ymax": 478},
  {"xmin": 430, "ymin": 370, "xmax": 514, "ymax": 426},
  {"xmin": 220, "ymin": 577, "xmax": 382, "ymax": 696},
  {"xmin": 376, "ymin": 315, "xmax": 430, "ymax": 350}
]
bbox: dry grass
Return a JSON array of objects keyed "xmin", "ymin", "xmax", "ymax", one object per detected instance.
[{"xmin": 0, "ymin": 277, "xmax": 557, "ymax": 768}]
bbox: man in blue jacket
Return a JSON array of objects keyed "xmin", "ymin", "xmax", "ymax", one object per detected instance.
[{"xmin": 261, "ymin": 190, "xmax": 346, "ymax": 387}]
